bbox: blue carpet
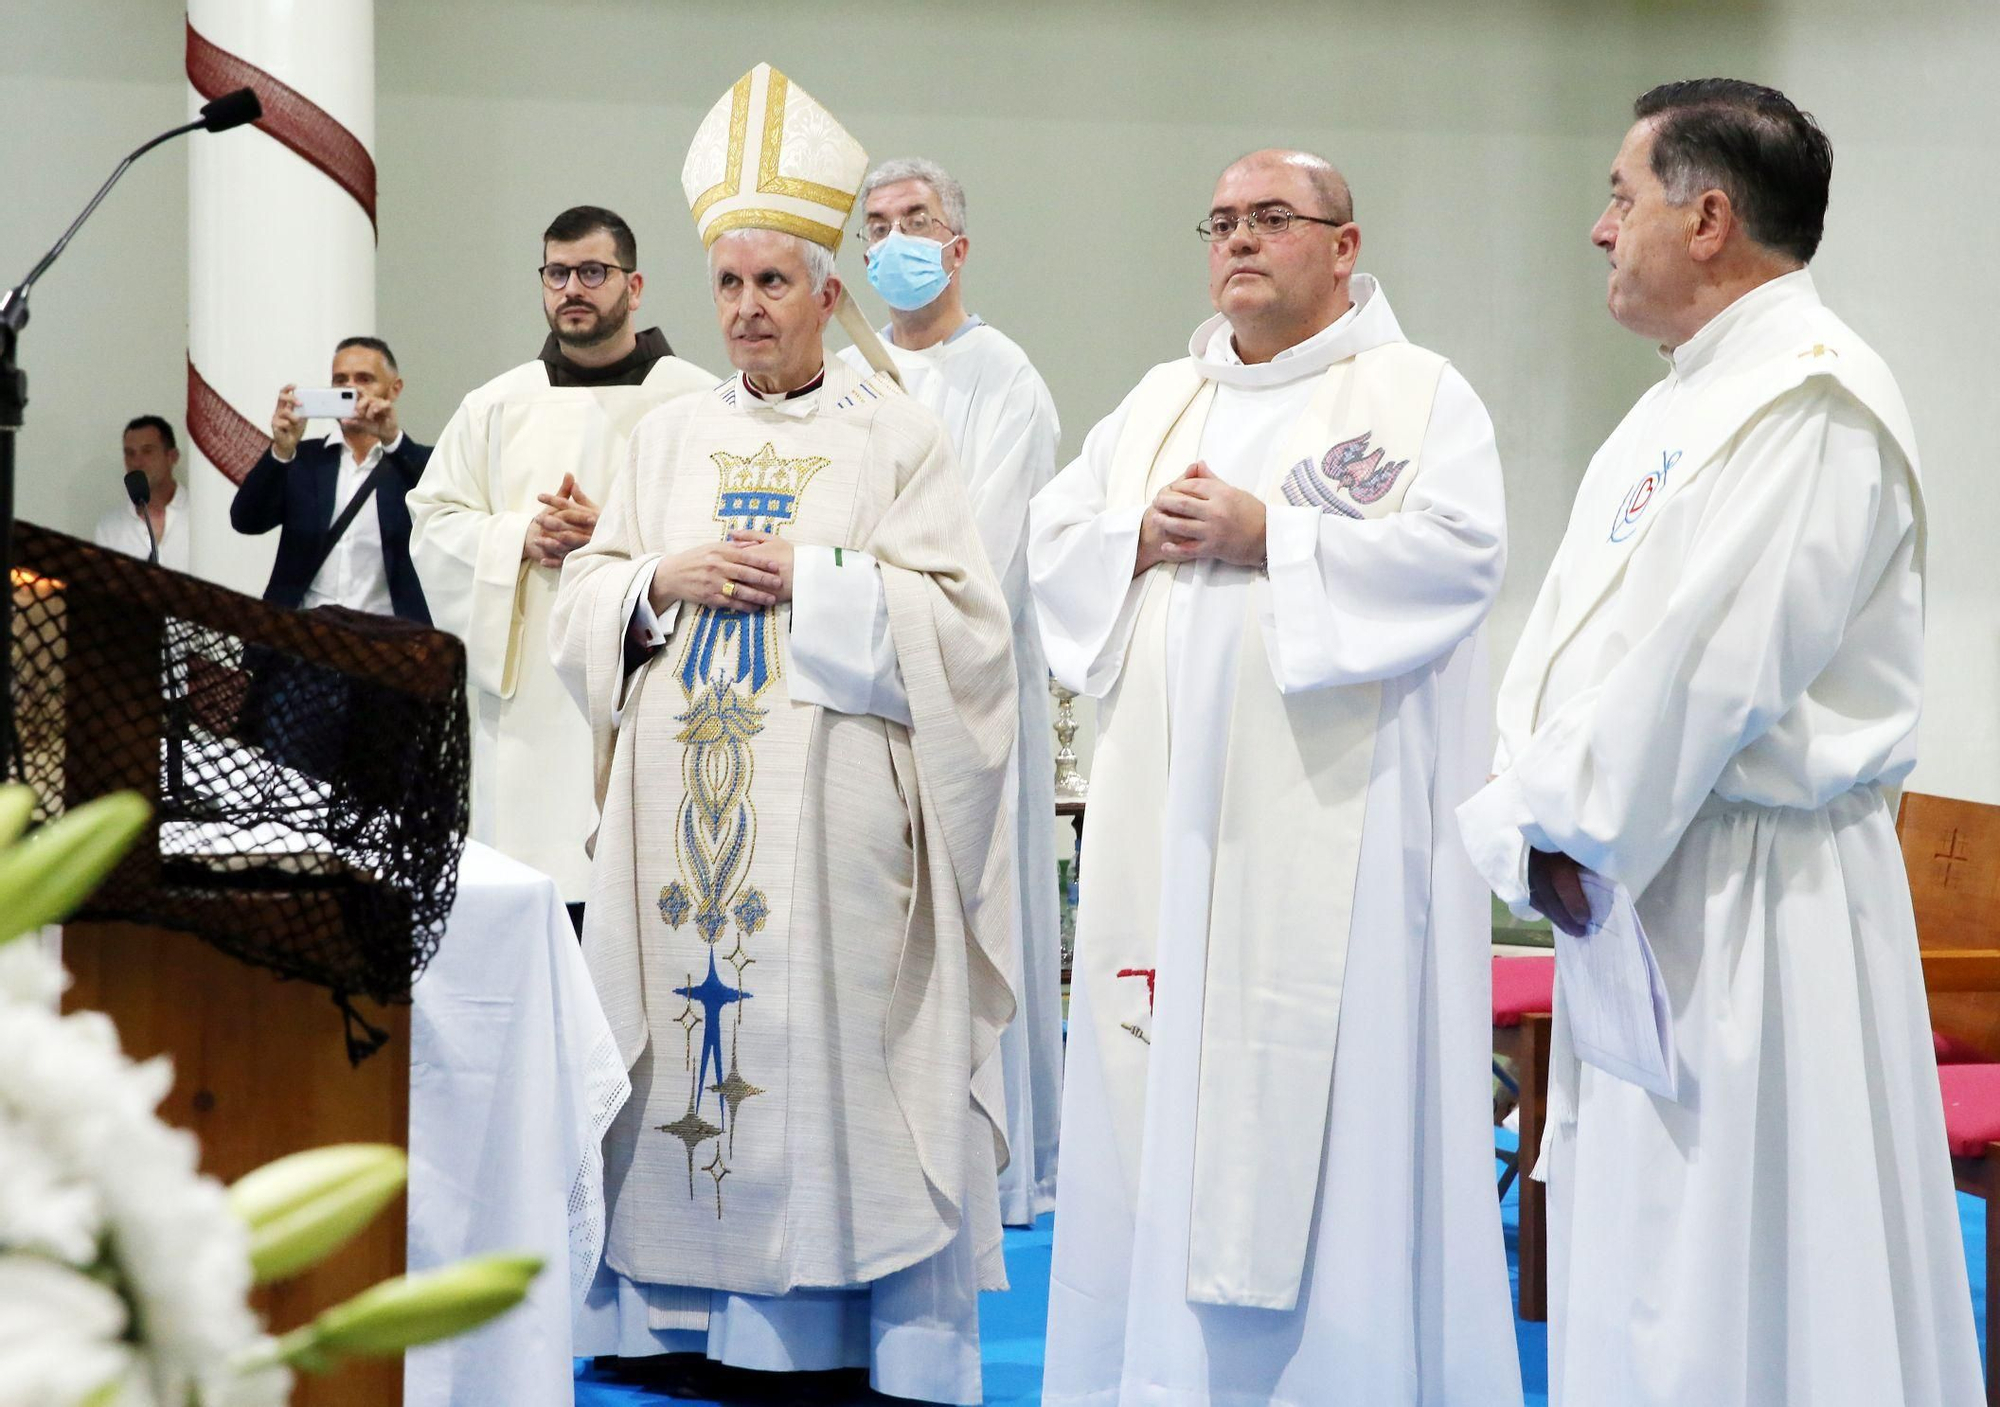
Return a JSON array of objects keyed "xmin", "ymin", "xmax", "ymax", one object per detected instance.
[{"xmin": 577, "ymin": 1137, "xmax": 1988, "ymax": 1405}]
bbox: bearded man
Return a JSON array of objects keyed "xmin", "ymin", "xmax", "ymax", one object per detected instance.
[{"xmin": 409, "ymin": 205, "xmax": 713, "ymax": 905}]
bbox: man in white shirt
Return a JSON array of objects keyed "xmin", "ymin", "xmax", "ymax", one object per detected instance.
[
  {"xmin": 1456, "ymin": 78, "xmax": 1982, "ymax": 1406},
  {"xmin": 839, "ymin": 156, "xmax": 1064, "ymax": 1227},
  {"xmin": 93, "ymin": 414, "xmax": 189, "ymax": 571},
  {"xmin": 231, "ymin": 336, "xmax": 433, "ymax": 623}
]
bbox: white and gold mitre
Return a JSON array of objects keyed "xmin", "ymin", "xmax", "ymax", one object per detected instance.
[{"xmin": 682, "ymin": 63, "xmax": 867, "ymax": 252}]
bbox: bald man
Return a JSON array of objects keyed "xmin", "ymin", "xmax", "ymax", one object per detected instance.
[{"xmin": 1027, "ymin": 150, "xmax": 1523, "ymax": 1404}]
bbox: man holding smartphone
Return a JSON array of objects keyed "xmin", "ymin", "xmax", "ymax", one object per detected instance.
[{"xmin": 231, "ymin": 335, "xmax": 434, "ymax": 623}]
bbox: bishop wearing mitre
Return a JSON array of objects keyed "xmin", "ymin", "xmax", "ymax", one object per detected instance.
[{"xmin": 551, "ymin": 64, "xmax": 1018, "ymax": 1406}]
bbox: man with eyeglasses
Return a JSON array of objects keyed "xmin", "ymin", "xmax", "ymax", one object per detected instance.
[
  {"xmin": 553, "ymin": 65, "xmax": 1016, "ymax": 1404},
  {"xmin": 409, "ymin": 205, "xmax": 713, "ymax": 912},
  {"xmin": 839, "ymin": 156, "xmax": 1064, "ymax": 1231},
  {"xmin": 1028, "ymin": 149, "xmax": 1522, "ymax": 1405}
]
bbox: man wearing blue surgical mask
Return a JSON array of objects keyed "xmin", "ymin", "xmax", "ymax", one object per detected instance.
[{"xmin": 845, "ymin": 158, "xmax": 1065, "ymax": 1231}]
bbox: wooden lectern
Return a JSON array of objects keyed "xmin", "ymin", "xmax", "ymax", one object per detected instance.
[
  {"xmin": 64, "ymin": 923, "xmax": 408, "ymax": 1407},
  {"xmin": 11, "ymin": 527, "xmax": 470, "ymax": 1407}
]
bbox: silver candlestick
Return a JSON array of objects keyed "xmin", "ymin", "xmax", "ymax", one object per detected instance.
[{"xmin": 1051, "ymin": 676, "xmax": 1089, "ymax": 802}]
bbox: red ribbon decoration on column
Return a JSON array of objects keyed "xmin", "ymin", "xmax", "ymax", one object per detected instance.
[
  {"xmin": 185, "ymin": 356, "xmax": 271, "ymax": 486},
  {"xmin": 184, "ymin": 19, "xmax": 377, "ymax": 482},
  {"xmin": 184, "ymin": 20, "xmax": 378, "ymax": 233}
]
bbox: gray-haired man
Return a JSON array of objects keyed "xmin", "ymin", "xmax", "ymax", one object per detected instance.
[{"xmin": 842, "ymin": 157, "xmax": 1064, "ymax": 1226}]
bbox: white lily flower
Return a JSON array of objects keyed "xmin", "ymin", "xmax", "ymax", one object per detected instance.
[{"xmin": 0, "ymin": 1253, "xmax": 134, "ymax": 1407}]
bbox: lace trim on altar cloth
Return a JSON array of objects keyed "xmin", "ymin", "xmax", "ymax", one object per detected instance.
[{"xmin": 569, "ymin": 1024, "xmax": 633, "ymax": 1297}]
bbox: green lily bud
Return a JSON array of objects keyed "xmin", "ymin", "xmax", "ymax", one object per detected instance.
[
  {"xmin": 264, "ymin": 1253, "xmax": 544, "ymax": 1373},
  {"xmin": 0, "ymin": 784, "xmax": 34, "ymax": 848},
  {"xmin": 0, "ymin": 790, "xmax": 149, "ymax": 947},
  {"xmin": 230, "ymin": 1144, "xmax": 409, "ymax": 1285}
]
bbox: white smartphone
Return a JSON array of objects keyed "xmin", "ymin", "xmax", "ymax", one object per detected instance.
[{"xmin": 293, "ymin": 387, "xmax": 359, "ymax": 420}]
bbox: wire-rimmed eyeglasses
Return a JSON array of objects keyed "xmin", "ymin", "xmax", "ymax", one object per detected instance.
[{"xmin": 1196, "ymin": 208, "xmax": 1346, "ymax": 243}]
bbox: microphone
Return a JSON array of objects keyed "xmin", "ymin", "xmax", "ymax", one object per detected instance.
[
  {"xmin": 2, "ymin": 96, "xmax": 254, "ymax": 767},
  {"xmin": 200, "ymin": 88, "xmax": 263, "ymax": 134},
  {"xmin": 124, "ymin": 470, "xmax": 159, "ymax": 566}
]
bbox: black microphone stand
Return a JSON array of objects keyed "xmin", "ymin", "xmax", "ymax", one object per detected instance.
[
  {"xmin": 128, "ymin": 477, "xmax": 161, "ymax": 566},
  {"xmin": 1, "ymin": 90, "xmax": 260, "ymax": 780}
]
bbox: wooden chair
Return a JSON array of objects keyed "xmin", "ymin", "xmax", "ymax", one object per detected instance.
[
  {"xmin": 1924, "ymin": 950, "xmax": 2000, "ymax": 1407},
  {"xmin": 1900, "ymin": 792, "xmax": 2000, "ymax": 1404},
  {"xmin": 1488, "ymin": 795, "xmax": 1996, "ymax": 1351},
  {"xmin": 1492, "ymin": 954, "xmax": 1554, "ymax": 1321}
]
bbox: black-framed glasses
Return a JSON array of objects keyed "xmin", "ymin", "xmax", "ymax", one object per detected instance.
[
  {"xmin": 1196, "ymin": 208, "xmax": 1346, "ymax": 243},
  {"xmin": 539, "ymin": 260, "xmax": 633, "ymax": 290}
]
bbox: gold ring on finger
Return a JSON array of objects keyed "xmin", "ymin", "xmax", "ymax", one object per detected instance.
[{"xmin": 721, "ymin": 580, "xmax": 736, "ymax": 599}]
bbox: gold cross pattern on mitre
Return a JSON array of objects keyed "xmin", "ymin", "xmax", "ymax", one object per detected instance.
[{"xmin": 683, "ymin": 63, "xmax": 867, "ymax": 253}]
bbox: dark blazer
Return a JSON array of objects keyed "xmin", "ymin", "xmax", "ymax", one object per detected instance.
[{"xmin": 230, "ymin": 434, "xmax": 433, "ymax": 625}]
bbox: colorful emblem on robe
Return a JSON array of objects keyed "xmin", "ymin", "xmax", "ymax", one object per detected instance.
[
  {"xmin": 1609, "ymin": 449, "xmax": 1682, "ymax": 543},
  {"xmin": 1117, "ymin": 967, "xmax": 1157, "ymax": 1045},
  {"xmin": 1282, "ymin": 431, "xmax": 1410, "ymax": 518},
  {"xmin": 655, "ymin": 441, "xmax": 824, "ymax": 1215}
]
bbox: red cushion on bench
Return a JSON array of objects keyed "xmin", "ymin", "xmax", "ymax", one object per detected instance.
[
  {"xmin": 1935, "ymin": 1029, "xmax": 1988, "ymax": 1066},
  {"xmin": 1938, "ymin": 1063, "xmax": 2000, "ymax": 1158},
  {"xmin": 1493, "ymin": 956, "xmax": 1555, "ymax": 1027}
]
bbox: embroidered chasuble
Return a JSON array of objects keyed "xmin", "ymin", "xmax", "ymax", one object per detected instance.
[
  {"xmin": 552, "ymin": 358, "xmax": 1017, "ymax": 1298},
  {"xmin": 839, "ymin": 322, "xmax": 1067, "ymax": 1227}
]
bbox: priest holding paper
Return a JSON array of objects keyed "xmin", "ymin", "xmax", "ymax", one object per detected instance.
[
  {"xmin": 408, "ymin": 206, "xmax": 714, "ymax": 903},
  {"xmin": 551, "ymin": 65, "xmax": 1017, "ymax": 1405},
  {"xmin": 1456, "ymin": 80, "xmax": 1981, "ymax": 1405},
  {"xmin": 1029, "ymin": 149, "xmax": 1521, "ymax": 1405}
]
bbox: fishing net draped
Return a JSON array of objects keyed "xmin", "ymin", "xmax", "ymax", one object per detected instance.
[{"xmin": 8, "ymin": 523, "xmax": 469, "ymax": 1050}]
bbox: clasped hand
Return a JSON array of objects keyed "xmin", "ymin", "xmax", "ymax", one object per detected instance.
[
  {"xmin": 1135, "ymin": 462, "xmax": 1267, "ymax": 575},
  {"xmin": 649, "ymin": 530, "xmax": 792, "ymax": 613},
  {"xmin": 526, "ymin": 473, "xmax": 599, "ymax": 567}
]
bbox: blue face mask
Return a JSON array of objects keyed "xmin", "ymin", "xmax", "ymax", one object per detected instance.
[{"xmin": 865, "ymin": 231, "xmax": 955, "ymax": 311}]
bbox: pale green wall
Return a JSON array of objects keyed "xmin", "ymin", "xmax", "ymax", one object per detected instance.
[{"xmin": 4, "ymin": 0, "xmax": 1996, "ymax": 800}]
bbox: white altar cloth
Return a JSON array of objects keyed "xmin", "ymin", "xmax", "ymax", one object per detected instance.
[{"xmin": 404, "ymin": 841, "xmax": 630, "ymax": 1407}]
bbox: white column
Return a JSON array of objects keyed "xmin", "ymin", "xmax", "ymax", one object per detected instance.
[{"xmin": 186, "ymin": 0, "xmax": 375, "ymax": 598}]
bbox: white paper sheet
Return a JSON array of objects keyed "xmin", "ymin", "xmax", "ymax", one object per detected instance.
[{"xmin": 1555, "ymin": 870, "xmax": 1679, "ymax": 1101}]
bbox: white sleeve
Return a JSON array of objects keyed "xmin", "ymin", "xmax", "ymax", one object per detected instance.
[
  {"xmin": 1458, "ymin": 385, "xmax": 1901, "ymax": 907},
  {"xmin": 965, "ymin": 370, "xmax": 1062, "ymax": 609},
  {"xmin": 1026, "ymin": 395, "xmax": 1148, "ymax": 697},
  {"xmin": 407, "ymin": 397, "xmax": 536, "ymax": 700},
  {"xmin": 611, "ymin": 563, "xmax": 675, "ymax": 725},
  {"xmin": 1258, "ymin": 367, "xmax": 1507, "ymax": 693},
  {"xmin": 787, "ymin": 545, "xmax": 912, "ymax": 726}
]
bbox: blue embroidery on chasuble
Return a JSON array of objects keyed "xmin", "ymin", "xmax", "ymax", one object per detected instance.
[
  {"xmin": 1281, "ymin": 431, "xmax": 1410, "ymax": 518},
  {"xmin": 1609, "ymin": 449, "xmax": 1681, "ymax": 543},
  {"xmin": 655, "ymin": 440, "xmax": 825, "ymax": 1216}
]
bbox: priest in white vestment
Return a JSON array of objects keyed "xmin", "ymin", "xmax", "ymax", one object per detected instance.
[
  {"xmin": 1029, "ymin": 149, "xmax": 1522, "ymax": 1407},
  {"xmin": 407, "ymin": 205, "xmax": 713, "ymax": 901},
  {"xmin": 552, "ymin": 66, "xmax": 1017, "ymax": 1405},
  {"xmin": 838, "ymin": 155, "xmax": 1064, "ymax": 1227},
  {"xmin": 1456, "ymin": 80, "xmax": 1982, "ymax": 1407}
]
